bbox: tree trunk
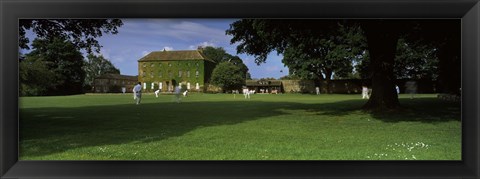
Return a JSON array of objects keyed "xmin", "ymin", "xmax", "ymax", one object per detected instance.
[
  {"xmin": 361, "ymin": 21, "xmax": 401, "ymax": 110},
  {"xmin": 325, "ymin": 70, "xmax": 333, "ymax": 93},
  {"xmin": 437, "ymin": 35, "xmax": 461, "ymax": 95}
]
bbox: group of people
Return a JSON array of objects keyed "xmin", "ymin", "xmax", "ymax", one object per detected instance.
[
  {"xmin": 361, "ymin": 81, "xmax": 417, "ymax": 99},
  {"xmin": 132, "ymin": 82, "xmax": 188, "ymax": 105},
  {"xmin": 132, "ymin": 81, "xmax": 419, "ymax": 105}
]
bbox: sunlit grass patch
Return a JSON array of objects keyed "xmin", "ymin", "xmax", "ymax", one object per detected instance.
[{"xmin": 19, "ymin": 93, "xmax": 461, "ymax": 160}]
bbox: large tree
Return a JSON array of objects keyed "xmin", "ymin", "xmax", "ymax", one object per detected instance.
[
  {"xmin": 23, "ymin": 38, "xmax": 85, "ymax": 95},
  {"xmin": 394, "ymin": 38, "xmax": 439, "ymax": 80},
  {"xmin": 83, "ymin": 54, "xmax": 120, "ymax": 91},
  {"xmin": 210, "ymin": 62, "xmax": 246, "ymax": 92},
  {"xmin": 201, "ymin": 46, "xmax": 251, "ymax": 80},
  {"xmin": 202, "ymin": 46, "xmax": 232, "ymax": 63},
  {"xmin": 228, "ymin": 19, "xmax": 459, "ymax": 110},
  {"xmin": 281, "ymin": 23, "xmax": 365, "ymax": 93},
  {"xmin": 19, "ymin": 53, "xmax": 55, "ymax": 96},
  {"xmin": 19, "ymin": 19, "xmax": 123, "ymax": 53},
  {"xmin": 405, "ymin": 20, "xmax": 461, "ymax": 94},
  {"xmin": 358, "ymin": 20, "xmax": 403, "ymax": 109}
]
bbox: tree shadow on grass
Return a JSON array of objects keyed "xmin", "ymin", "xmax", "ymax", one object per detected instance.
[
  {"xmin": 19, "ymin": 97, "xmax": 460, "ymax": 158},
  {"xmin": 300, "ymin": 97, "xmax": 460, "ymax": 123}
]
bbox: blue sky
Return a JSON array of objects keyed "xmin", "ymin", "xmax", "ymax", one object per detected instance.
[{"xmin": 24, "ymin": 19, "xmax": 289, "ymax": 79}]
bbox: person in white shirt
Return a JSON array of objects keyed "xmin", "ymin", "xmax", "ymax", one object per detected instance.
[
  {"xmin": 362, "ymin": 85, "xmax": 369, "ymax": 99},
  {"xmin": 243, "ymin": 88, "xmax": 250, "ymax": 99},
  {"xmin": 133, "ymin": 82, "xmax": 142, "ymax": 105},
  {"xmin": 154, "ymin": 89, "xmax": 160, "ymax": 98},
  {"xmin": 183, "ymin": 90, "xmax": 188, "ymax": 97},
  {"xmin": 174, "ymin": 85, "xmax": 182, "ymax": 103}
]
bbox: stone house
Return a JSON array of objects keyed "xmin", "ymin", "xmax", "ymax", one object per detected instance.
[
  {"xmin": 138, "ymin": 49, "xmax": 216, "ymax": 92},
  {"xmin": 93, "ymin": 73, "xmax": 138, "ymax": 93}
]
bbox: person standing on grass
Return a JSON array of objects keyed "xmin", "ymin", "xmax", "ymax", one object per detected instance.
[
  {"xmin": 405, "ymin": 81, "xmax": 417, "ymax": 99},
  {"xmin": 362, "ymin": 85, "xmax": 369, "ymax": 99},
  {"xmin": 154, "ymin": 89, "xmax": 160, "ymax": 98},
  {"xmin": 396, "ymin": 85, "xmax": 400, "ymax": 94},
  {"xmin": 174, "ymin": 85, "xmax": 182, "ymax": 103},
  {"xmin": 133, "ymin": 82, "xmax": 142, "ymax": 105}
]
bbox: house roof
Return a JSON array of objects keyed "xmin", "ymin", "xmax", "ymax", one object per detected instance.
[
  {"xmin": 96, "ymin": 73, "xmax": 138, "ymax": 81},
  {"xmin": 138, "ymin": 50, "xmax": 214, "ymax": 62},
  {"xmin": 246, "ymin": 80, "xmax": 282, "ymax": 87}
]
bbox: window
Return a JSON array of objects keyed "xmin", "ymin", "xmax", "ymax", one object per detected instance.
[
  {"xmin": 169, "ymin": 71, "xmax": 173, "ymax": 77},
  {"xmin": 150, "ymin": 63, "xmax": 155, "ymax": 67},
  {"xmin": 178, "ymin": 70, "xmax": 182, "ymax": 77},
  {"xmin": 159, "ymin": 71, "xmax": 162, "ymax": 77},
  {"xmin": 150, "ymin": 72, "xmax": 154, "ymax": 77},
  {"xmin": 187, "ymin": 71, "xmax": 190, "ymax": 78},
  {"xmin": 196, "ymin": 62, "xmax": 199, "ymax": 66},
  {"xmin": 143, "ymin": 63, "xmax": 146, "ymax": 67},
  {"xmin": 168, "ymin": 63, "xmax": 172, "ymax": 67},
  {"xmin": 142, "ymin": 72, "xmax": 146, "ymax": 77},
  {"xmin": 196, "ymin": 71, "xmax": 199, "ymax": 77}
]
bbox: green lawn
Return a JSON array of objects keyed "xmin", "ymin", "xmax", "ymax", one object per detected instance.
[{"xmin": 19, "ymin": 93, "xmax": 461, "ymax": 160}]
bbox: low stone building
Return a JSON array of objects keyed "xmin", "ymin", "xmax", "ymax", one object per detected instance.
[
  {"xmin": 281, "ymin": 80, "xmax": 316, "ymax": 93},
  {"xmin": 246, "ymin": 79, "xmax": 283, "ymax": 94},
  {"xmin": 93, "ymin": 74, "xmax": 138, "ymax": 93}
]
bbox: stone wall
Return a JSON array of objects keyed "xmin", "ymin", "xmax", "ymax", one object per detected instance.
[{"xmin": 281, "ymin": 80, "xmax": 316, "ymax": 93}]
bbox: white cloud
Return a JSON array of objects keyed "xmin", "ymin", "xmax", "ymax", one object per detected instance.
[
  {"xmin": 121, "ymin": 19, "xmax": 229, "ymax": 42},
  {"xmin": 162, "ymin": 46, "xmax": 174, "ymax": 51},
  {"xmin": 189, "ymin": 41, "xmax": 216, "ymax": 50},
  {"xmin": 142, "ymin": 51, "xmax": 151, "ymax": 56}
]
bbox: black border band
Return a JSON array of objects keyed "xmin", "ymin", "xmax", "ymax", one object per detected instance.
[{"xmin": 1, "ymin": 0, "xmax": 479, "ymax": 178}]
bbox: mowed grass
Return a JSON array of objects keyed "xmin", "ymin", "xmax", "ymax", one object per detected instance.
[{"xmin": 19, "ymin": 93, "xmax": 461, "ymax": 160}]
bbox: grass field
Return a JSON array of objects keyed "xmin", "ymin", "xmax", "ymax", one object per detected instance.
[{"xmin": 19, "ymin": 93, "xmax": 461, "ymax": 160}]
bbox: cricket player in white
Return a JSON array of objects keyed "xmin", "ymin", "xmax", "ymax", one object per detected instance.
[
  {"xmin": 154, "ymin": 89, "xmax": 160, "ymax": 98},
  {"xmin": 174, "ymin": 85, "xmax": 182, "ymax": 103},
  {"xmin": 133, "ymin": 82, "xmax": 142, "ymax": 105},
  {"xmin": 362, "ymin": 85, "xmax": 369, "ymax": 99}
]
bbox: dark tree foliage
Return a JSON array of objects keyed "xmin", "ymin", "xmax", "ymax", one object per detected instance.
[
  {"xmin": 228, "ymin": 19, "xmax": 459, "ymax": 110},
  {"xmin": 210, "ymin": 62, "xmax": 246, "ymax": 92},
  {"xmin": 83, "ymin": 54, "xmax": 120, "ymax": 91},
  {"xmin": 23, "ymin": 38, "xmax": 85, "ymax": 95},
  {"xmin": 228, "ymin": 19, "xmax": 365, "ymax": 94},
  {"xmin": 19, "ymin": 19, "xmax": 123, "ymax": 54},
  {"xmin": 394, "ymin": 38, "xmax": 439, "ymax": 80},
  {"xmin": 201, "ymin": 46, "xmax": 251, "ymax": 81},
  {"xmin": 202, "ymin": 46, "xmax": 232, "ymax": 63},
  {"xmin": 356, "ymin": 38, "xmax": 440, "ymax": 82},
  {"xmin": 19, "ymin": 54, "xmax": 56, "ymax": 96},
  {"xmin": 405, "ymin": 20, "xmax": 461, "ymax": 94}
]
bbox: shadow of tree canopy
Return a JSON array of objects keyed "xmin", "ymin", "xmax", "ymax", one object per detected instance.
[
  {"xmin": 19, "ymin": 97, "xmax": 460, "ymax": 158},
  {"xmin": 301, "ymin": 97, "xmax": 460, "ymax": 123}
]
